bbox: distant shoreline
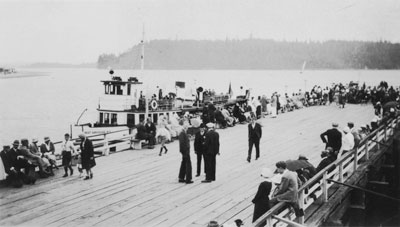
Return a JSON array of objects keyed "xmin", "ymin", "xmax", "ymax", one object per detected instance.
[{"xmin": 0, "ymin": 71, "xmax": 49, "ymax": 79}]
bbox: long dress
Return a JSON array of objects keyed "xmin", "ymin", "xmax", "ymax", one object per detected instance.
[
  {"xmin": 0, "ymin": 157, "xmax": 6, "ymax": 180},
  {"xmin": 252, "ymin": 181, "xmax": 272, "ymax": 223},
  {"xmin": 157, "ymin": 118, "xmax": 171, "ymax": 142},
  {"xmin": 271, "ymin": 95, "xmax": 277, "ymax": 117}
]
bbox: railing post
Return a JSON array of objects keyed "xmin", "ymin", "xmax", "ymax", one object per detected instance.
[
  {"xmin": 376, "ymin": 131, "xmax": 380, "ymax": 150},
  {"xmin": 365, "ymin": 138, "xmax": 369, "ymax": 161},
  {"xmin": 266, "ymin": 216, "xmax": 273, "ymax": 227},
  {"xmin": 322, "ymin": 172, "xmax": 328, "ymax": 202},
  {"xmin": 353, "ymin": 148, "xmax": 358, "ymax": 172},
  {"xmin": 339, "ymin": 162, "xmax": 344, "ymax": 182},
  {"xmin": 103, "ymin": 133, "xmax": 109, "ymax": 156},
  {"xmin": 298, "ymin": 190, "xmax": 305, "ymax": 224},
  {"xmin": 384, "ymin": 125, "xmax": 387, "ymax": 142}
]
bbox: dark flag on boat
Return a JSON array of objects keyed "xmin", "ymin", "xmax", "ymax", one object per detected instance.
[
  {"xmin": 228, "ymin": 82, "xmax": 233, "ymax": 98},
  {"xmin": 175, "ymin": 81, "xmax": 185, "ymax": 88}
]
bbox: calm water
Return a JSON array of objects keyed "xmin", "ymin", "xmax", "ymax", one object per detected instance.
[{"xmin": 0, "ymin": 68, "xmax": 399, "ymax": 146}]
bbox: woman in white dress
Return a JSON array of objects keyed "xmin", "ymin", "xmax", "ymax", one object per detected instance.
[
  {"xmin": 271, "ymin": 93, "xmax": 277, "ymax": 118},
  {"xmin": 157, "ymin": 116, "xmax": 171, "ymax": 156}
]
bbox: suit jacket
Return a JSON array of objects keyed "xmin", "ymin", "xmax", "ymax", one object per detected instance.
[
  {"xmin": 145, "ymin": 122, "xmax": 157, "ymax": 136},
  {"xmin": 248, "ymin": 123, "xmax": 262, "ymax": 141},
  {"xmin": 194, "ymin": 131, "xmax": 206, "ymax": 154},
  {"xmin": 136, "ymin": 124, "xmax": 147, "ymax": 139},
  {"xmin": 320, "ymin": 128, "xmax": 342, "ymax": 151},
  {"xmin": 179, "ymin": 130, "xmax": 190, "ymax": 156},
  {"xmin": 204, "ymin": 130, "xmax": 220, "ymax": 156}
]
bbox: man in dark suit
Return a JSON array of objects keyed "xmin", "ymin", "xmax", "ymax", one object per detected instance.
[
  {"xmin": 1, "ymin": 144, "xmax": 26, "ymax": 187},
  {"xmin": 247, "ymin": 117, "xmax": 262, "ymax": 162},
  {"xmin": 79, "ymin": 134, "xmax": 95, "ymax": 180},
  {"xmin": 178, "ymin": 121, "xmax": 193, "ymax": 184},
  {"xmin": 320, "ymin": 123, "xmax": 342, "ymax": 159},
  {"xmin": 4, "ymin": 141, "xmax": 35, "ymax": 185},
  {"xmin": 145, "ymin": 118, "xmax": 157, "ymax": 149},
  {"xmin": 202, "ymin": 123, "xmax": 220, "ymax": 183},
  {"xmin": 194, "ymin": 124, "xmax": 206, "ymax": 177}
]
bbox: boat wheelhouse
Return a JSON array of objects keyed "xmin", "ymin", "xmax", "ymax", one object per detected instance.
[{"xmin": 93, "ymin": 75, "xmax": 190, "ymax": 130}]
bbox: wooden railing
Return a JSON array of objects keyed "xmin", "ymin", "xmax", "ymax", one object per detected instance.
[
  {"xmin": 253, "ymin": 116, "xmax": 399, "ymax": 227},
  {"xmin": 51, "ymin": 128, "xmax": 135, "ymax": 161}
]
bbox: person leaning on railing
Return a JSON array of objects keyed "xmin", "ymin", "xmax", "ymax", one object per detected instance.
[
  {"xmin": 270, "ymin": 161, "xmax": 304, "ymax": 218},
  {"xmin": 338, "ymin": 127, "xmax": 354, "ymax": 159}
]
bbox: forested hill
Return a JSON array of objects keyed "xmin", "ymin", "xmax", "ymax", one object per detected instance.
[{"xmin": 97, "ymin": 39, "xmax": 400, "ymax": 70}]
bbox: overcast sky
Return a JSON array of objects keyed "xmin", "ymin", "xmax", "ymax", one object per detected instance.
[{"xmin": 1, "ymin": 0, "xmax": 399, "ymax": 64}]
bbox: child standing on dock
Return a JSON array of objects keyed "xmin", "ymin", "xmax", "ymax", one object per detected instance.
[{"xmin": 61, "ymin": 133, "xmax": 75, "ymax": 177}]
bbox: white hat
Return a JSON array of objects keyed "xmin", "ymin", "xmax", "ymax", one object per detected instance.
[
  {"xmin": 343, "ymin": 126, "xmax": 350, "ymax": 133},
  {"xmin": 260, "ymin": 168, "xmax": 273, "ymax": 179},
  {"xmin": 206, "ymin": 122, "xmax": 215, "ymax": 128}
]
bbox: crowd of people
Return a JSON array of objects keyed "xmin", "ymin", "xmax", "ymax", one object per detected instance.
[
  {"xmin": 247, "ymin": 82, "xmax": 400, "ymax": 225},
  {"xmin": 0, "ymin": 133, "xmax": 96, "ymax": 188}
]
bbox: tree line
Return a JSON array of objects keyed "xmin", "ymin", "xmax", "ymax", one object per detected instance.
[{"xmin": 97, "ymin": 39, "xmax": 400, "ymax": 70}]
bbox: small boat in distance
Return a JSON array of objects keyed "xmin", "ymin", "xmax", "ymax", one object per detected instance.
[{"xmin": 300, "ymin": 61, "xmax": 307, "ymax": 74}]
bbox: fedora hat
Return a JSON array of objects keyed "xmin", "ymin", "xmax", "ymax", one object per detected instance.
[{"xmin": 12, "ymin": 140, "xmax": 20, "ymax": 145}]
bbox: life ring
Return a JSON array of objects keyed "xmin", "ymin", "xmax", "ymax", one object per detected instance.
[{"xmin": 150, "ymin": 99, "xmax": 158, "ymax": 110}]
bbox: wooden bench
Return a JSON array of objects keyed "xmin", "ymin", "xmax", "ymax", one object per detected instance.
[{"xmin": 130, "ymin": 139, "xmax": 147, "ymax": 149}]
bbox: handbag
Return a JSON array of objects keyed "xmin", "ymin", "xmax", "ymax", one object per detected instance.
[
  {"xmin": 71, "ymin": 155, "xmax": 78, "ymax": 166},
  {"xmin": 90, "ymin": 158, "xmax": 96, "ymax": 168}
]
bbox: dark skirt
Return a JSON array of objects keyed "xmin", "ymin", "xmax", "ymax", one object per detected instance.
[
  {"xmin": 81, "ymin": 156, "xmax": 96, "ymax": 170},
  {"xmin": 62, "ymin": 152, "xmax": 72, "ymax": 166}
]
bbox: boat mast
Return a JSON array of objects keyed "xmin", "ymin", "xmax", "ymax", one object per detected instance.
[
  {"xmin": 141, "ymin": 24, "xmax": 145, "ymax": 71},
  {"xmin": 142, "ymin": 24, "xmax": 149, "ymax": 120}
]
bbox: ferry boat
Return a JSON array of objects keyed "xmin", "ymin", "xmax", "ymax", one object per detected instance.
[
  {"xmin": 77, "ymin": 28, "xmax": 248, "ymax": 136},
  {"xmin": 78, "ymin": 71, "xmax": 245, "ymax": 136}
]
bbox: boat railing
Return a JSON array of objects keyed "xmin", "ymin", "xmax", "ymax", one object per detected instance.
[
  {"xmin": 252, "ymin": 115, "xmax": 399, "ymax": 227},
  {"xmin": 204, "ymin": 94, "xmax": 230, "ymax": 104},
  {"xmin": 155, "ymin": 99, "xmax": 176, "ymax": 111}
]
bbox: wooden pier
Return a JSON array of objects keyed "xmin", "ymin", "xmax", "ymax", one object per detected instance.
[{"xmin": 0, "ymin": 104, "xmax": 376, "ymax": 227}]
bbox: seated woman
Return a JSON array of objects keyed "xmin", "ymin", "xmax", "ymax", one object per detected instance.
[
  {"xmin": 233, "ymin": 103, "xmax": 247, "ymax": 123},
  {"xmin": 221, "ymin": 107, "xmax": 235, "ymax": 127},
  {"xmin": 19, "ymin": 139, "xmax": 50, "ymax": 178},
  {"xmin": 214, "ymin": 108, "xmax": 227, "ymax": 128},
  {"xmin": 252, "ymin": 168, "xmax": 274, "ymax": 225}
]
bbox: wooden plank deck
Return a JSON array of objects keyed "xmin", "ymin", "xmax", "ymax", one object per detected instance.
[{"xmin": 0, "ymin": 104, "xmax": 376, "ymax": 227}]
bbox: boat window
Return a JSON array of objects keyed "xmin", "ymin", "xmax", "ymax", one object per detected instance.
[
  {"xmin": 104, "ymin": 113, "xmax": 110, "ymax": 124},
  {"xmin": 153, "ymin": 114, "xmax": 158, "ymax": 124},
  {"xmin": 127, "ymin": 114, "xmax": 135, "ymax": 127},
  {"xmin": 116, "ymin": 85, "xmax": 123, "ymax": 95},
  {"xmin": 110, "ymin": 85, "xmax": 116, "ymax": 95},
  {"xmin": 99, "ymin": 112, "xmax": 104, "ymax": 123},
  {"xmin": 104, "ymin": 85, "xmax": 109, "ymax": 94},
  {"xmin": 127, "ymin": 84, "xmax": 131, "ymax": 95},
  {"xmin": 139, "ymin": 114, "xmax": 145, "ymax": 123},
  {"xmin": 111, "ymin": 113, "xmax": 117, "ymax": 125}
]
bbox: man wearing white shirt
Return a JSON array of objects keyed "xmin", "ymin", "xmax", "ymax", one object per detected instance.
[{"xmin": 62, "ymin": 133, "xmax": 75, "ymax": 177}]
